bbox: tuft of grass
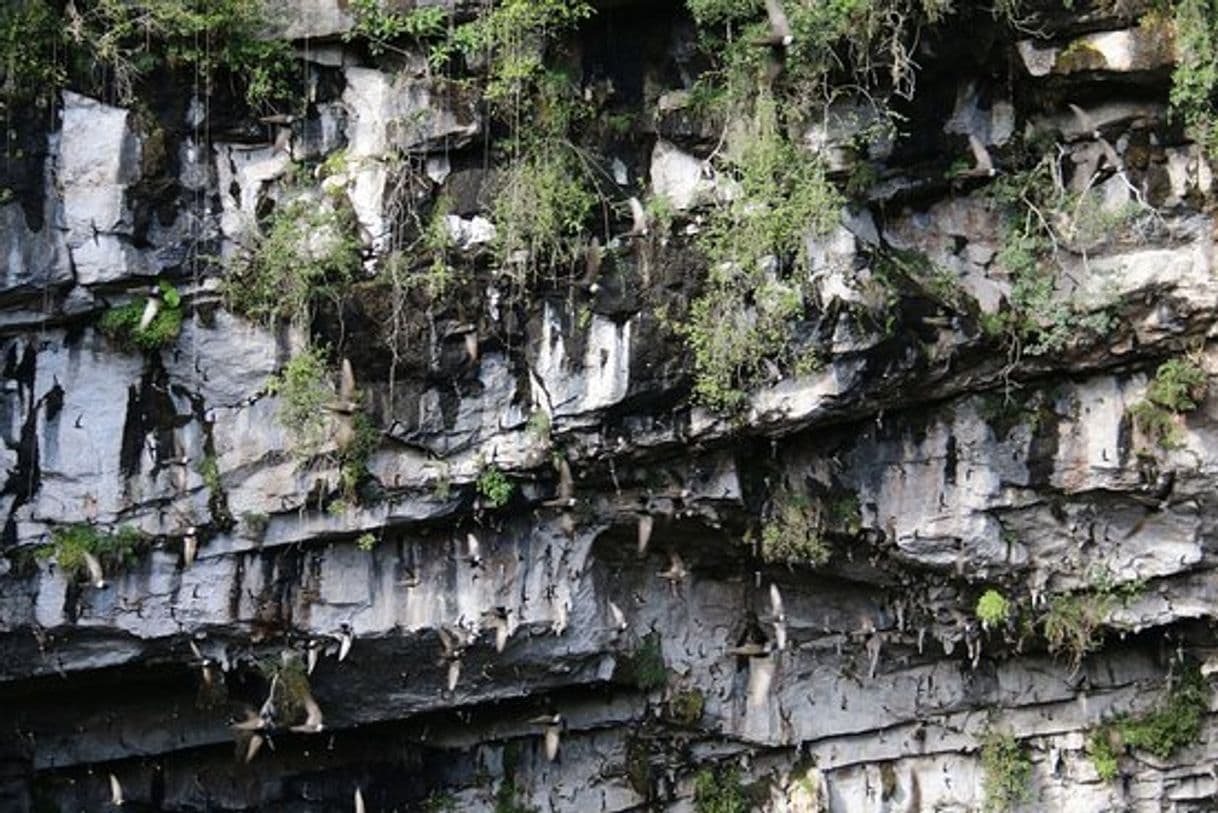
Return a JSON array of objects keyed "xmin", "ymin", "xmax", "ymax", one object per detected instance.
[
  {"xmin": 630, "ymin": 632, "xmax": 667, "ymax": 691},
  {"xmin": 692, "ymin": 766, "xmax": 749, "ymax": 813},
  {"xmin": 1128, "ymin": 357, "xmax": 1207, "ymax": 449}
]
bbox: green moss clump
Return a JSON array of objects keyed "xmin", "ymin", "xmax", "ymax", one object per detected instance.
[
  {"xmin": 692, "ymin": 767, "xmax": 749, "ymax": 813},
  {"xmin": 476, "ymin": 465, "xmax": 514, "ymax": 509},
  {"xmin": 980, "ymin": 731, "xmax": 1033, "ymax": 812},
  {"xmin": 976, "ymin": 590, "xmax": 1011, "ymax": 628},
  {"xmin": 1128, "ymin": 357, "xmax": 1208, "ymax": 449},
  {"xmin": 345, "ymin": 0, "xmax": 447, "ymax": 56},
  {"xmin": 99, "ymin": 281, "xmax": 184, "ymax": 352},
  {"xmin": 356, "ymin": 532, "xmax": 376, "ymax": 552},
  {"xmin": 1170, "ymin": 0, "xmax": 1218, "ymax": 156},
  {"xmin": 665, "ymin": 689, "xmax": 705, "ymax": 726},
  {"xmin": 339, "ymin": 413, "xmax": 381, "ymax": 503},
  {"xmin": 37, "ymin": 524, "xmax": 146, "ymax": 581},
  {"xmin": 225, "ymin": 197, "xmax": 362, "ymax": 327}
]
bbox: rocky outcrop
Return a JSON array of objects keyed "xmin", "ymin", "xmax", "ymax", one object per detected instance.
[{"xmin": 2, "ymin": 2, "xmax": 1218, "ymax": 812}]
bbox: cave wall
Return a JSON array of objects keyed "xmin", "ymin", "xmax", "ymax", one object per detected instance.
[{"xmin": 2, "ymin": 1, "xmax": 1218, "ymax": 811}]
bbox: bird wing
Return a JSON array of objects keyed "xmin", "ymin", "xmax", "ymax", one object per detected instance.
[
  {"xmin": 189, "ymin": 640, "xmax": 203, "ymax": 661},
  {"xmin": 466, "ymin": 532, "xmax": 480, "ymax": 559},
  {"xmin": 670, "ymin": 551, "xmax": 685, "ymax": 572},
  {"xmin": 138, "ymin": 298, "xmax": 160, "ymax": 332},
  {"xmin": 628, "ymin": 196, "xmax": 648, "ymax": 236},
  {"xmin": 109, "ymin": 773, "xmax": 123, "ymax": 806},
  {"xmin": 244, "ymin": 732, "xmax": 265, "ymax": 763},
  {"xmin": 637, "ymin": 515, "xmax": 653, "ymax": 556},
  {"xmin": 302, "ymin": 692, "xmax": 324, "ymax": 728},
  {"xmin": 544, "ymin": 726, "xmax": 561, "ymax": 762},
  {"xmin": 495, "ymin": 621, "xmax": 508, "ymax": 653},
  {"xmin": 773, "ymin": 621, "xmax": 788, "ymax": 652},
  {"xmin": 769, "ymin": 583, "xmax": 784, "ymax": 617},
  {"xmin": 967, "ymin": 134, "xmax": 993, "ymax": 173},
  {"xmin": 609, "ymin": 601, "xmax": 626, "ymax": 630},
  {"xmin": 446, "ymin": 658, "xmax": 461, "ymax": 692},
  {"xmin": 763, "ymin": 0, "xmax": 793, "ymax": 44},
  {"xmin": 83, "ymin": 550, "xmax": 105, "ymax": 587},
  {"xmin": 338, "ymin": 632, "xmax": 352, "ymax": 662},
  {"xmin": 1068, "ymin": 102, "xmax": 1097, "ymax": 134},
  {"xmin": 354, "ymin": 787, "xmax": 366, "ymax": 813},
  {"xmin": 339, "ymin": 358, "xmax": 357, "ymax": 403},
  {"xmin": 557, "ymin": 457, "xmax": 574, "ymax": 502}
]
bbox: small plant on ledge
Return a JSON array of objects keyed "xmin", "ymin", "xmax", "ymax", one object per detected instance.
[
  {"xmin": 976, "ymin": 589, "xmax": 1011, "ymax": 630},
  {"xmin": 1127, "ymin": 356, "xmax": 1207, "ymax": 450},
  {"xmin": 36, "ymin": 524, "xmax": 146, "ymax": 583},
  {"xmin": 99, "ymin": 281, "xmax": 184, "ymax": 352},
  {"xmin": 476, "ymin": 463, "xmax": 514, "ymax": 509}
]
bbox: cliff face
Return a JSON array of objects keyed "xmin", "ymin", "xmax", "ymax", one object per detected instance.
[{"xmin": 1, "ymin": 1, "xmax": 1217, "ymax": 811}]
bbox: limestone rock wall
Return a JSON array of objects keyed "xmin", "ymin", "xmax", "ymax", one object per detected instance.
[{"xmin": 2, "ymin": 1, "xmax": 1218, "ymax": 811}]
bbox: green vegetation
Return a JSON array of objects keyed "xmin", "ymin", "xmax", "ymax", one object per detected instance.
[
  {"xmin": 1128, "ymin": 357, "xmax": 1208, "ymax": 449},
  {"xmin": 197, "ymin": 454, "xmax": 221, "ymax": 495},
  {"xmin": 665, "ymin": 688, "xmax": 705, "ymax": 726},
  {"xmin": 225, "ymin": 197, "xmax": 362, "ymax": 328},
  {"xmin": 976, "ymin": 590, "xmax": 1011, "ymax": 629},
  {"xmin": 759, "ymin": 494, "xmax": 830, "ymax": 567},
  {"xmin": 682, "ymin": 93, "xmax": 842, "ymax": 412},
  {"xmin": 692, "ymin": 767, "xmax": 750, "ymax": 813},
  {"xmin": 1, "ymin": 0, "xmax": 294, "ymax": 108},
  {"xmin": 1040, "ymin": 591, "xmax": 1112, "ymax": 672},
  {"xmin": 494, "ymin": 742, "xmax": 536, "ymax": 813},
  {"xmin": 980, "ymin": 730, "xmax": 1033, "ymax": 813},
  {"xmin": 477, "ymin": 464, "xmax": 514, "ymax": 509},
  {"xmin": 1170, "ymin": 0, "xmax": 1218, "ymax": 156},
  {"xmin": 37, "ymin": 524, "xmax": 145, "ymax": 581},
  {"xmin": 630, "ymin": 632, "xmax": 668, "ymax": 691},
  {"xmin": 339, "ymin": 412, "xmax": 380, "ymax": 503},
  {"xmin": 257, "ymin": 653, "xmax": 312, "ymax": 724},
  {"xmin": 1087, "ymin": 666, "xmax": 1209, "ymax": 781},
  {"xmin": 98, "ymin": 281, "xmax": 184, "ymax": 352},
  {"xmin": 265, "ymin": 346, "xmax": 332, "ymax": 457},
  {"xmin": 356, "ymin": 532, "xmax": 377, "ymax": 552},
  {"xmin": 345, "ymin": 0, "xmax": 448, "ymax": 57}
]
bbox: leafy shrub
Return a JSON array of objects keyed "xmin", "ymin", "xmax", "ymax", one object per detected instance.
[
  {"xmin": 356, "ymin": 532, "xmax": 376, "ymax": 552},
  {"xmin": 1170, "ymin": 0, "xmax": 1218, "ymax": 155},
  {"xmin": 630, "ymin": 632, "xmax": 667, "ymax": 691},
  {"xmin": 5, "ymin": 0, "xmax": 295, "ymax": 107},
  {"xmin": 692, "ymin": 767, "xmax": 749, "ymax": 813},
  {"xmin": 37, "ymin": 524, "xmax": 145, "ymax": 581},
  {"xmin": 759, "ymin": 496, "xmax": 830, "ymax": 567},
  {"xmin": 980, "ymin": 731, "xmax": 1032, "ymax": 812},
  {"xmin": 665, "ymin": 689, "xmax": 705, "ymax": 726},
  {"xmin": 1128, "ymin": 357, "xmax": 1207, "ymax": 449},
  {"xmin": 1088, "ymin": 665, "xmax": 1209, "ymax": 781},
  {"xmin": 345, "ymin": 0, "xmax": 447, "ymax": 56},
  {"xmin": 225, "ymin": 197, "xmax": 362, "ymax": 327},
  {"xmin": 99, "ymin": 281, "xmax": 184, "ymax": 352},
  {"xmin": 476, "ymin": 464, "xmax": 514, "ymax": 509},
  {"xmin": 976, "ymin": 590, "xmax": 1011, "ymax": 628},
  {"xmin": 266, "ymin": 346, "xmax": 332, "ymax": 457}
]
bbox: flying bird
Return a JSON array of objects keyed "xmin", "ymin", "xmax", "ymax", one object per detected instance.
[
  {"xmin": 332, "ymin": 625, "xmax": 354, "ymax": 662},
  {"xmin": 551, "ymin": 600, "xmax": 570, "ymax": 636},
  {"xmin": 109, "ymin": 773, "xmax": 124, "ymax": 806},
  {"xmin": 182, "ymin": 527, "xmax": 198, "ymax": 568},
  {"xmin": 626, "ymin": 196, "xmax": 648, "ymax": 237},
  {"xmin": 760, "ymin": 0, "xmax": 794, "ymax": 46},
  {"xmin": 83, "ymin": 550, "xmax": 107, "ymax": 589},
  {"xmin": 529, "ymin": 713, "xmax": 564, "ymax": 762},
  {"xmin": 636, "ymin": 514, "xmax": 653, "ymax": 556},
  {"xmin": 438, "ymin": 625, "xmax": 468, "ymax": 693},
  {"xmin": 137, "ymin": 285, "xmax": 162, "ymax": 332},
  {"xmin": 354, "ymin": 787, "xmax": 366, "ymax": 813},
  {"xmin": 464, "ymin": 532, "xmax": 483, "ymax": 569},
  {"xmin": 763, "ymin": 583, "xmax": 788, "ymax": 652},
  {"xmin": 608, "ymin": 600, "xmax": 627, "ymax": 633},
  {"xmin": 305, "ymin": 638, "xmax": 322, "ymax": 675}
]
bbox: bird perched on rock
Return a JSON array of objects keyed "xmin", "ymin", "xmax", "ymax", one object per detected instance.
[{"xmin": 529, "ymin": 712, "xmax": 564, "ymax": 762}]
